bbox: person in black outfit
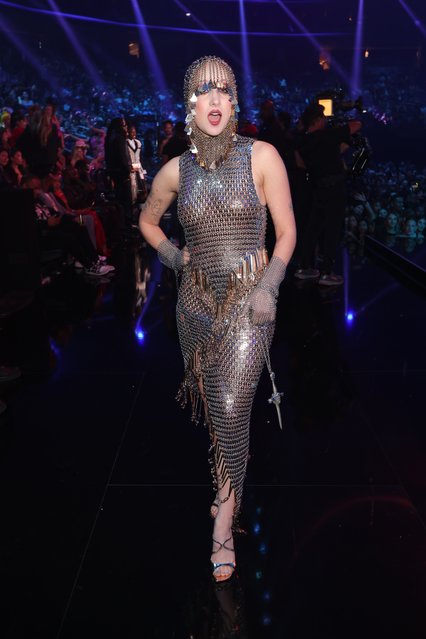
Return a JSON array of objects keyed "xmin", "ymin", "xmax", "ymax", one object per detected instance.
[
  {"xmin": 161, "ymin": 121, "xmax": 188, "ymax": 164},
  {"xmin": 105, "ymin": 117, "xmax": 132, "ymax": 225},
  {"xmin": 276, "ymin": 112, "xmax": 310, "ymax": 266},
  {"xmin": 295, "ymin": 104, "xmax": 361, "ymax": 286},
  {"xmin": 257, "ymin": 100, "xmax": 287, "ymax": 158}
]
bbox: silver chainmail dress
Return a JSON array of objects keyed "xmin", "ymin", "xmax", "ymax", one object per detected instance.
[{"xmin": 176, "ymin": 134, "xmax": 274, "ymax": 520}]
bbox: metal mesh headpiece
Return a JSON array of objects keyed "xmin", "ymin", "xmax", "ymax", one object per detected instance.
[
  {"xmin": 183, "ymin": 56, "xmax": 238, "ymax": 112},
  {"xmin": 183, "ymin": 56, "xmax": 239, "ymax": 169}
]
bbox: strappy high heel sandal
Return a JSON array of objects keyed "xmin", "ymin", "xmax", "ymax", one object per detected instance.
[{"xmin": 211, "ymin": 536, "xmax": 236, "ymax": 583}]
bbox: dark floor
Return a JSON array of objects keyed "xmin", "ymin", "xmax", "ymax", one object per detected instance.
[{"xmin": 1, "ymin": 244, "xmax": 426, "ymax": 639}]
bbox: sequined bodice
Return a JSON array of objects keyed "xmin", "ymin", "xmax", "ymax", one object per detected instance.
[{"xmin": 178, "ymin": 136, "xmax": 266, "ymax": 302}]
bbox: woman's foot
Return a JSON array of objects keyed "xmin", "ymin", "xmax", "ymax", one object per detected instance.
[
  {"xmin": 211, "ymin": 488, "xmax": 236, "ymax": 582},
  {"xmin": 211, "ymin": 530, "xmax": 235, "ymax": 582}
]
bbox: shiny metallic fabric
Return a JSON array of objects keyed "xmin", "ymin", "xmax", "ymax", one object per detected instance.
[{"xmin": 176, "ymin": 136, "xmax": 275, "ymax": 519}]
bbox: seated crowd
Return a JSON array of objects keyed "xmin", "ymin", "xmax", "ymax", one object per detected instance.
[
  {"xmin": 346, "ymin": 161, "xmax": 426, "ymax": 250},
  {"xmin": 1, "ymin": 46, "xmax": 425, "ymax": 277},
  {"xmin": 0, "ymin": 106, "xmax": 149, "ymax": 278}
]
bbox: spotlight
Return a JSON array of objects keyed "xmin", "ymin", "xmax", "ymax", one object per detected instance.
[
  {"xmin": 346, "ymin": 311, "xmax": 355, "ymax": 323},
  {"xmin": 364, "ymin": 49, "xmax": 369, "ymax": 58},
  {"xmin": 135, "ymin": 329, "xmax": 145, "ymax": 342},
  {"xmin": 185, "ymin": 12, "xmax": 191, "ymax": 17}
]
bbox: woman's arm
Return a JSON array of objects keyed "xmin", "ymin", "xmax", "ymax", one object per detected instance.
[
  {"xmin": 139, "ymin": 156, "xmax": 179, "ymax": 249},
  {"xmin": 242, "ymin": 141, "xmax": 296, "ymax": 325},
  {"xmin": 252, "ymin": 141, "xmax": 297, "ymax": 265}
]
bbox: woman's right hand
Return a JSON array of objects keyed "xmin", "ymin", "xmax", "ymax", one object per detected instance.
[{"xmin": 157, "ymin": 239, "xmax": 190, "ymax": 271}]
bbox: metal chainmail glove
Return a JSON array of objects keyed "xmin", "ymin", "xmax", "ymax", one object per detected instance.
[
  {"xmin": 157, "ymin": 238, "xmax": 185, "ymax": 271},
  {"xmin": 243, "ymin": 255, "xmax": 287, "ymax": 325}
]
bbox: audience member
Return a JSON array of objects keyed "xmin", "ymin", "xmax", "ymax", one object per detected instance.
[
  {"xmin": 22, "ymin": 175, "xmax": 114, "ymax": 276},
  {"xmin": 105, "ymin": 117, "xmax": 133, "ymax": 223},
  {"xmin": 161, "ymin": 121, "xmax": 188, "ymax": 164},
  {"xmin": 157, "ymin": 119, "xmax": 173, "ymax": 157},
  {"xmin": 126, "ymin": 125, "xmax": 147, "ymax": 205}
]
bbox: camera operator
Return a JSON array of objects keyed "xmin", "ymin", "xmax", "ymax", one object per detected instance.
[{"xmin": 295, "ymin": 103, "xmax": 361, "ymax": 286}]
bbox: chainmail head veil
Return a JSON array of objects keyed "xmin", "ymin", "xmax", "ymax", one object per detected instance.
[{"xmin": 183, "ymin": 56, "xmax": 240, "ymax": 169}]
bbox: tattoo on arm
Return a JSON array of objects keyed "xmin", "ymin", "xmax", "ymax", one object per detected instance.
[{"xmin": 141, "ymin": 194, "xmax": 163, "ymax": 222}]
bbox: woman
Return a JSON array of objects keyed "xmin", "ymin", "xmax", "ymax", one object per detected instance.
[
  {"xmin": 139, "ymin": 57, "xmax": 296, "ymax": 582},
  {"xmin": 68, "ymin": 139, "xmax": 89, "ymax": 169},
  {"xmin": 17, "ymin": 106, "xmax": 61, "ymax": 178},
  {"xmin": 5, "ymin": 148, "xmax": 26, "ymax": 187}
]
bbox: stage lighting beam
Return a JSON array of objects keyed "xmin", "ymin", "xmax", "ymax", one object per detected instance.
[
  {"xmin": 47, "ymin": 0, "xmax": 104, "ymax": 88},
  {"xmin": 275, "ymin": 0, "xmax": 350, "ymax": 85},
  {"xmin": 398, "ymin": 0, "xmax": 426, "ymax": 38},
  {"xmin": 173, "ymin": 0, "xmax": 238, "ymax": 64},
  {"xmin": 0, "ymin": 13, "xmax": 60, "ymax": 92},
  {"xmin": 351, "ymin": 0, "xmax": 364, "ymax": 98},
  {"xmin": 130, "ymin": 0, "xmax": 167, "ymax": 98},
  {"xmin": 0, "ymin": 1, "xmax": 348, "ymax": 38},
  {"xmin": 239, "ymin": 0, "xmax": 254, "ymax": 110}
]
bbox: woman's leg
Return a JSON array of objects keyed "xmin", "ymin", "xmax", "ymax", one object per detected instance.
[
  {"xmin": 202, "ymin": 317, "xmax": 274, "ymax": 580},
  {"xmin": 211, "ymin": 476, "xmax": 236, "ymax": 581}
]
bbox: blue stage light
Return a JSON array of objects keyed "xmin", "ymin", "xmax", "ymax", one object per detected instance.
[
  {"xmin": 136, "ymin": 329, "xmax": 145, "ymax": 342},
  {"xmin": 346, "ymin": 311, "xmax": 355, "ymax": 322}
]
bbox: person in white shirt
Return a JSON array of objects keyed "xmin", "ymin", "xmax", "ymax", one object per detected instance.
[{"xmin": 126, "ymin": 126, "xmax": 147, "ymax": 204}]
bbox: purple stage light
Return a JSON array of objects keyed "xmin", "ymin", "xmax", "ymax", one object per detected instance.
[
  {"xmin": 173, "ymin": 0, "xmax": 238, "ymax": 63},
  {"xmin": 351, "ymin": 0, "xmax": 364, "ymax": 98},
  {"xmin": 275, "ymin": 0, "xmax": 350, "ymax": 85},
  {"xmin": 47, "ymin": 0, "xmax": 104, "ymax": 88},
  {"xmin": 0, "ymin": 1, "xmax": 347, "ymax": 37},
  {"xmin": 398, "ymin": 0, "xmax": 426, "ymax": 37},
  {"xmin": 130, "ymin": 0, "xmax": 168, "ymax": 98},
  {"xmin": 239, "ymin": 0, "xmax": 254, "ymax": 110},
  {"xmin": 0, "ymin": 12, "xmax": 60, "ymax": 92}
]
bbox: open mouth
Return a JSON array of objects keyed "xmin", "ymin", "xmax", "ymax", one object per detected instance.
[{"xmin": 208, "ymin": 110, "xmax": 222, "ymax": 125}]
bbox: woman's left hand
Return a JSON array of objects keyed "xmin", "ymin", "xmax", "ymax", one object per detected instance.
[{"xmin": 243, "ymin": 286, "xmax": 277, "ymax": 325}]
